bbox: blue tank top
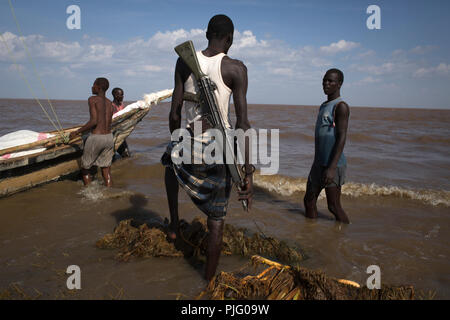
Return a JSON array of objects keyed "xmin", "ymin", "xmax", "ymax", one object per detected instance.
[{"xmin": 314, "ymin": 97, "xmax": 347, "ymax": 167}]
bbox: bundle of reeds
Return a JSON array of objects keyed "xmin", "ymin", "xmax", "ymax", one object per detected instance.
[{"xmin": 197, "ymin": 255, "xmax": 415, "ymax": 300}]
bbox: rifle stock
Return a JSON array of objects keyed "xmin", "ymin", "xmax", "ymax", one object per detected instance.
[{"xmin": 174, "ymin": 41, "xmax": 204, "ymax": 80}]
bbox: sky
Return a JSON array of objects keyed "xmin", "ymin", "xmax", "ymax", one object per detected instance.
[{"xmin": 1, "ymin": 0, "xmax": 449, "ymax": 109}]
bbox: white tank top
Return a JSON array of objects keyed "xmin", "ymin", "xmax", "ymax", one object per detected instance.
[{"xmin": 184, "ymin": 51, "xmax": 232, "ymax": 129}]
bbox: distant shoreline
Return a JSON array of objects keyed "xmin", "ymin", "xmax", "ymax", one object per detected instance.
[{"xmin": 0, "ymin": 98, "xmax": 448, "ymax": 111}]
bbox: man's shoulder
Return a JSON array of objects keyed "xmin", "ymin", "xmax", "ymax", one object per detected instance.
[
  {"xmin": 336, "ymin": 100, "xmax": 349, "ymax": 108},
  {"xmin": 88, "ymin": 96, "xmax": 112, "ymax": 105},
  {"xmin": 222, "ymin": 56, "xmax": 247, "ymax": 74},
  {"xmin": 223, "ymin": 56, "xmax": 247, "ymax": 68},
  {"xmin": 335, "ymin": 100, "xmax": 350, "ymax": 116}
]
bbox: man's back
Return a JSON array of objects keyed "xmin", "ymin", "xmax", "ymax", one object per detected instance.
[
  {"xmin": 89, "ymin": 96, "xmax": 112, "ymax": 134},
  {"xmin": 199, "ymin": 47, "xmax": 249, "ymax": 131},
  {"xmin": 164, "ymin": 14, "xmax": 254, "ymax": 281},
  {"xmin": 183, "ymin": 51, "xmax": 233, "ymax": 129}
]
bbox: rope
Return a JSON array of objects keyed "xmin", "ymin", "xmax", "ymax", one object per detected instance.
[
  {"xmin": 251, "ymin": 218, "xmax": 281, "ymax": 254},
  {"xmin": 8, "ymin": 0, "xmax": 64, "ymax": 132},
  {"xmin": 5, "ymin": 0, "xmax": 65, "ymax": 137},
  {"xmin": 0, "ymin": 33, "xmax": 62, "ymax": 135}
]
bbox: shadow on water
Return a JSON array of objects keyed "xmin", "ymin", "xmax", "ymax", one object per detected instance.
[
  {"xmin": 111, "ymin": 194, "xmax": 164, "ymax": 227},
  {"xmin": 109, "ymin": 194, "xmax": 206, "ymax": 278},
  {"xmin": 253, "ymin": 186, "xmax": 335, "ymax": 222}
]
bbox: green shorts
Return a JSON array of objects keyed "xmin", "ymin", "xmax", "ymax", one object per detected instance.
[{"xmin": 307, "ymin": 162, "xmax": 346, "ymax": 195}]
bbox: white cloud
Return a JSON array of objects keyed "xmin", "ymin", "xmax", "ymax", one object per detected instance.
[
  {"xmin": 233, "ymin": 30, "xmax": 269, "ymax": 50},
  {"xmin": 38, "ymin": 41, "xmax": 82, "ymax": 62},
  {"xmin": 7, "ymin": 63, "xmax": 25, "ymax": 73},
  {"xmin": 40, "ymin": 66, "xmax": 77, "ymax": 79},
  {"xmin": 311, "ymin": 57, "xmax": 332, "ymax": 68},
  {"xmin": 1, "ymin": 31, "xmax": 17, "ymax": 42},
  {"xmin": 320, "ymin": 40, "xmax": 359, "ymax": 55},
  {"xmin": 392, "ymin": 49, "xmax": 405, "ymax": 56},
  {"xmin": 143, "ymin": 65, "xmax": 164, "ymax": 72},
  {"xmin": 410, "ymin": 45, "xmax": 436, "ymax": 55},
  {"xmin": 6, "ymin": 28, "xmax": 445, "ymax": 107},
  {"xmin": 0, "ymin": 31, "xmax": 80, "ymax": 63},
  {"xmin": 123, "ymin": 63, "xmax": 169, "ymax": 77},
  {"xmin": 269, "ymin": 67, "xmax": 293, "ymax": 76},
  {"xmin": 436, "ymin": 63, "xmax": 450, "ymax": 73},
  {"xmin": 149, "ymin": 28, "xmax": 205, "ymax": 52},
  {"xmin": 1, "ymin": 30, "xmax": 363, "ymax": 84},
  {"xmin": 1, "ymin": 29, "xmax": 376, "ymax": 104},
  {"xmin": 82, "ymin": 44, "xmax": 114, "ymax": 62},
  {"xmin": 352, "ymin": 76, "xmax": 381, "ymax": 86},
  {"xmin": 354, "ymin": 62, "xmax": 395, "ymax": 75},
  {"xmin": 358, "ymin": 50, "xmax": 376, "ymax": 58},
  {"xmin": 414, "ymin": 63, "xmax": 450, "ymax": 78}
]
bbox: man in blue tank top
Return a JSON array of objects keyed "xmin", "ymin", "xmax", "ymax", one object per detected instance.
[{"xmin": 304, "ymin": 69, "xmax": 350, "ymax": 224}]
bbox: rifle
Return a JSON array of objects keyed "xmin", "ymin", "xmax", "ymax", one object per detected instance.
[{"xmin": 174, "ymin": 40, "xmax": 249, "ymax": 211}]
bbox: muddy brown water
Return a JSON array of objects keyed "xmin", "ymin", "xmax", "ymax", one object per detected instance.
[{"xmin": 0, "ymin": 99, "xmax": 449, "ymax": 299}]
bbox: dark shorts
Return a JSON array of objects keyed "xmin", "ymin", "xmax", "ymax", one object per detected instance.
[{"xmin": 307, "ymin": 162, "xmax": 346, "ymax": 195}]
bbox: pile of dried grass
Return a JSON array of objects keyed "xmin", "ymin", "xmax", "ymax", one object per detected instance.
[
  {"xmin": 96, "ymin": 217, "xmax": 303, "ymax": 264},
  {"xmin": 222, "ymin": 223, "xmax": 303, "ymax": 264},
  {"xmin": 96, "ymin": 220, "xmax": 182, "ymax": 261},
  {"xmin": 197, "ymin": 255, "xmax": 415, "ymax": 300},
  {"xmin": 0, "ymin": 283, "xmax": 42, "ymax": 300}
]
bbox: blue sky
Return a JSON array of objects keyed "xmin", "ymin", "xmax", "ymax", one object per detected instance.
[{"xmin": 1, "ymin": 0, "xmax": 450, "ymax": 108}]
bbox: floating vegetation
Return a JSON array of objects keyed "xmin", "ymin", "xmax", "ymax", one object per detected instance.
[
  {"xmin": 96, "ymin": 219, "xmax": 414, "ymax": 300},
  {"xmin": 197, "ymin": 255, "xmax": 415, "ymax": 300},
  {"xmin": 96, "ymin": 219, "xmax": 182, "ymax": 261},
  {"xmin": 0, "ymin": 283, "xmax": 42, "ymax": 300},
  {"xmin": 96, "ymin": 217, "xmax": 303, "ymax": 264},
  {"xmin": 221, "ymin": 223, "xmax": 303, "ymax": 264}
]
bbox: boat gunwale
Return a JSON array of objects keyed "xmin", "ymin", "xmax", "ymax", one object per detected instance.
[
  {"xmin": 0, "ymin": 106, "xmax": 150, "ymax": 165},
  {"xmin": 0, "ymin": 106, "xmax": 150, "ymax": 175}
]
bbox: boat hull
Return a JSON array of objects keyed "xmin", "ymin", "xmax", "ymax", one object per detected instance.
[{"xmin": 0, "ymin": 106, "xmax": 150, "ymax": 198}]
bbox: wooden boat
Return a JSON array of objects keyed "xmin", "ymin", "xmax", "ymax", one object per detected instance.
[{"xmin": 0, "ymin": 91, "xmax": 172, "ymax": 198}]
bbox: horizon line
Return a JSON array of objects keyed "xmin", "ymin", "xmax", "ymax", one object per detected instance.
[{"xmin": 0, "ymin": 97, "xmax": 448, "ymax": 111}]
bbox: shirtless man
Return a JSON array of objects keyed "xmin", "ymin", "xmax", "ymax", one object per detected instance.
[
  {"xmin": 162, "ymin": 14, "xmax": 253, "ymax": 281},
  {"xmin": 304, "ymin": 69, "xmax": 350, "ymax": 224},
  {"xmin": 69, "ymin": 77, "xmax": 114, "ymax": 187}
]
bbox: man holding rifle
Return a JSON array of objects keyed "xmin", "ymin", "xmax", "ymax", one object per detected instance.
[{"xmin": 161, "ymin": 14, "xmax": 254, "ymax": 281}]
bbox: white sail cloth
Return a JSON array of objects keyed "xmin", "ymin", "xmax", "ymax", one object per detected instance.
[
  {"xmin": 0, "ymin": 130, "xmax": 55, "ymax": 160},
  {"xmin": 112, "ymin": 89, "xmax": 173, "ymax": 119},
  {"xmin": 1, "ymin": 89, "xmax": 173, "ymax": 160}
]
